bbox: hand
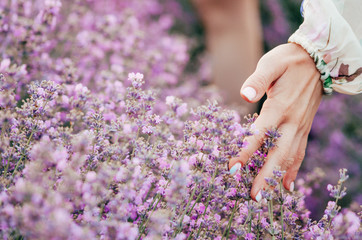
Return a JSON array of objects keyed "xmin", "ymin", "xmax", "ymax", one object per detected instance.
[{"xmin": 229, "ymin": 43, "xmax": 323, "ymax": 201}]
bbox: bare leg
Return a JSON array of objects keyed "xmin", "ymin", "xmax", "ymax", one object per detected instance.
[{"xmin": 193, "ymin": 0, "xmax": 263, "ymax": 113}]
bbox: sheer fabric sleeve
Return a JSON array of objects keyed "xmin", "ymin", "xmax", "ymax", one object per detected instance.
[{"xmin": 288, "ymin": 0, "xmax": 362, "ymax": 95}]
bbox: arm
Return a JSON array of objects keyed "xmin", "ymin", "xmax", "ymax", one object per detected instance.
[{"xmin": 228, "ymin": 0, "xmax": 362, "ymax": 201}]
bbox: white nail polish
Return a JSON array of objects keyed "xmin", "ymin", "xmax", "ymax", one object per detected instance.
[
  {"xmin": 229, "ymin": 163, "xmax": 241, "ymax": 176},
  {"xmin": 289, "ymin": 182, "xmax": 295, "ymax": 192},
  {"xmin": 241, "ymin": 87, "xmax": 256, "ymax": 101},
  {"xmin": 255, "ymin": 191, "xmax": 262, "ymax": 202}
]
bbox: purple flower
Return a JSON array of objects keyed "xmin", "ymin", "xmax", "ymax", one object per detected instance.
[{"xmin": 0, "ymin": 0, "xmax": 359, "ymax": 239}]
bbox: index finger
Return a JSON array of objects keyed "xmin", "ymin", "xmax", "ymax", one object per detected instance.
[{"xmin": 228, "ymin": 103, "xmax": 283, "ymax": 172}]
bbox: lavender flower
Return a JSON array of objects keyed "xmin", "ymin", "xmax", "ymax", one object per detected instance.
[{"xmin": 0, "ymin": 1, "xmax": 360, "ymax": 239}]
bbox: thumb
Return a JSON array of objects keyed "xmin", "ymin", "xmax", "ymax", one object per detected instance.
[{"xmin": 240, "ymin": 52, "xmax": 287, "ymax": 103}]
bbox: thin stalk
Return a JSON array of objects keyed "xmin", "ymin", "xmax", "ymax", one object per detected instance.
[
  {"xmin": 137, "ymin": 178, "xmax": 172, "ymax": 239},
  {"xmin": 326, "ymin": 183, "xmax": 343, "ymax": 229},
  {"xmin": 147, "ymin": 193, "xmax": 159, "ymax": 210},
  {"xmin": 202, "ymin": 168, "xmax": 218, "ymax": 217},
  {"xmin": 11, "ymin": 130, "xmax": 34, "ymax": 178},
  {"xmin": 174, "ymin": 184, "xmax": 197, "ymax": 237},
  {"xmin": 99, "ymin": 182, "xmax": 112, "ymax": 220},
  {"xmin": 245, "ymin": 201, "xmax": 253, "ymax": 233},
  {"xmin": 185, "ymin": 157, "xmax": 206, "ymax": 216},
  {"xmin": 195, "ymin": 168, "xmax": 218, "ymax": 239},
  {"xmin": 268, "ymin": 200, "xmax": 275, "ymax": 240},
  {"xmin": 91, "ymin": 129, "xmax": 98, "ymax": 154},
  {"xmin": 0, "ymin": 122, "xmax": 7, "ymax": 140},
  {"xmin": 143, "ymin": 183, "xmax": 155, "ymax": 203},
  {"xmin": 99, "ymin": 200, "xmax": 107, "ymax": 221},
  {"xmin": 137, "ymin": 194, "xmax": 162, "ymax": 240},
  {"xmin": 256, "ymin": 212, "xmax": 260, "ymax": 240},
  {"xmin": 138, "ymin": 191, "xmax": 162, "ymax": 232},
  {"xmin": 248, "ymin": 212, "xmax": 252, "ymax": 233},
  {"xmin": 150, "ymin": 139, "xmax": 158, "ymax": 155},
  {"xmin": 222, "ymin": 199, "xmax": 239, "ymax": 239},
  {"xmin": 187, "ymin": 189, "xmax": 204, "ymax": 215},
  {"xmin": 174, "ymin": 154, "xmax": 205, "ymax": 237},
  {"xmin": 195, "ymin": 222, "xmax": 202, "ymax": 239},
  {"xmin": 175, "ymin": 154, "xmax": 205, "ymax": 218},
  {"xmin": 3, "ymin": 155, "xmax": 11, "ymax": 177},
  {"xmin": 9, "ymin": 98, "xmax": 48, "ymax": 180},
  {"xmin": 279, "ymin": 183, "xmax": 284, "ymax": 240},
  {"xmin": 131, "ymin": 127, "xmax": 140, "ymax": 158}
]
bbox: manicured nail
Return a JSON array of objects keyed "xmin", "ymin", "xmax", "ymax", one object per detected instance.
[
  {"xmin": 255, "ymin": 191, "xmax": 262, "ymax": 202},
  {"xmin": 229, "ymin": 163, "xmax": 241, "ymax": 176},
  {"xmin": 241, "ymin": 87, "xmax": 256, "ymax": 101},
  {"xmin": 289, "ymin": 182, "xmax": 295, "ymax": 192}
]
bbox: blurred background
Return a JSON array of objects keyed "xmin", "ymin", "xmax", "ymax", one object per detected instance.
[{"xmin": 171, "ymin": 0, "xmax": 361, "ymax": 219}]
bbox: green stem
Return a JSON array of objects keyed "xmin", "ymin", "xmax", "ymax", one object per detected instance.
[
  {"xmin": 138, "ymin": 191, "xmax": 161, "ymax": 232},
  {"xmin": 222, "ymin": 199, "xmax": 239, "ymax": 239},
  {"xmin": 99, "ymin": 182, "xmax": 112, "ymax": 220},
  {"xmin": 185, "ymin": 157, "xmax": 206, "ymax": 216},
  {"xmin": 174, "ymin": 184, "xmax": 197, "ymax": 237},
  {"xmin": 143, "ymin": 183, "xmax": 155, "ymax": 203},
  {"xmin": 8, "ymin": 98, "xmax": 48, "ymax": 181},
  {"xmin": 11, "ymin": 130, "xmax": 34, "ymax": 178},
  {"xmin": 195, "ymin": 222, "xmax": 202, "ymax": 239},
  {"xmin": 326, "ymin": 182, "xmax": 343, "ymax": 230},
  {"xmin": 279, "ymin": 183, "xmax": 284, "ymax": 240},
  {"xmin": 137, "ymin": 177, "xmax": 172, "ymax": 239},
  {"xmin": 3, "ymin": 155, "xmax": 11, "ymax": 177},
  {"xmin": 99, "ymin": 200, "xmax": 107, "ymax": 220},
  {"xmin": 137, "ymin": 194, "xmax": 162, "ymax": 240},
  {"xmin": 0, "ymin": 122, "xmax": 7, "ymax": 140},
  {"xmin": 256, "ymin": 212, "xmax": 260, "ymax": 240},
  {"xmin": 202, "ymin": 168, "xmax": 218, "ymax": 217},
  {"xmin": 174, "ymin": 154, "xmax": 206, "ymax": 237},
  {"xmin": 248, "ymin": 212, "xmax": 252, "ymax": 233},
  {"xmin": 268, "ymin": 200, "xmax": 275, "ymax": 240},
  {"xmin": 187, "ymin": 189, "xmax": 204, "ymax": 215},
  {"xmin": 131, "ymin": 127, "xmax": 140, "ymax": 159},
  {"xmin": 195, "ymin": 168, "xmax": 218, "ymax": 239}
]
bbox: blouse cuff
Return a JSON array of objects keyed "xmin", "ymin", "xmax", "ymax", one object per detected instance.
[{"xmin": 288, "ymin": 0, "xmax": 362, "ymax": 95}]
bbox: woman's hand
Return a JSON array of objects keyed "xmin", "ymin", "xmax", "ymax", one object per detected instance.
[{"xmin": 229, "ymin": 43, "xmax": 323, "ymax": 201}]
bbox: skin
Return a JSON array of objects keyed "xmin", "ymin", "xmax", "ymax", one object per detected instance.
[
  {"xmin": 228, "ymin": 43, "xmax": 324, "ymax": 201},
  {"xmin": 192, "ymin": 0, "xmax": 262, "ymax": 113}
]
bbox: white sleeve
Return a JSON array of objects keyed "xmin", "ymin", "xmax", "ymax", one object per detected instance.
[{"xmin": 288, "ymin": 0, "xmax": 362, "ymax": 95}]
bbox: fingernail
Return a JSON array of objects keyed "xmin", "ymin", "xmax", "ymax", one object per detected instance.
[
  {"xmin": 289, "ymin": 182, "xmax": 295, "ymax": 192},
  {"xmin": 229, "ymin": 163, "xmax": 241, "ymax": 176},
  {"xmin": 255, "ymin": 190, "xmax": 262, "ymax": 202},
  {"xmin": 241, "ymin": 87, "xmax": 256, "ymax": 101}
]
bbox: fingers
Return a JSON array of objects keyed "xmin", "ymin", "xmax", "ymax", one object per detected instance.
[
  {"xmin": 235, "ymin": 44, "xmax": 322, "ymax": 200},
  {"xmin": 228, "ymin": 105, "xmax": 283, "ymax": 170},
  {"xmin": 240, "ymin": 48, "xmax": 288, "ymax": 103},
  {"xmin": 250, "ymin": 124, "xmax": 297, "ymax": 201},
  {"xmin": 280, "ymin": 88, "xmax": 319, "ymax": 192},
  {"xmin": 283, "ymin": 134, "xmax": 308, "ymax": 192}
]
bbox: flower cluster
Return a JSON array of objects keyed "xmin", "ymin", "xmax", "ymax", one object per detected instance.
[
  {"xmin": 303, "ymin": 93, "xmax": 362, "ymax": 217},
  {"xmin": 0, "ymin": 0, "xmax": 361, "ymax": 239}
]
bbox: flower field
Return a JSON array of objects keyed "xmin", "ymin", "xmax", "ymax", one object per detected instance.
[{"xmin": 0, "ymin": 0, "xmax": 361, "ymax": 239}]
